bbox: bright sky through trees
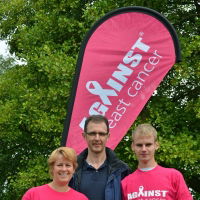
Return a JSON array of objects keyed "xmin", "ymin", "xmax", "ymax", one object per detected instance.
[{"xmin": 0, "ymin": 40, "xmax": 9, "ymax": 57}]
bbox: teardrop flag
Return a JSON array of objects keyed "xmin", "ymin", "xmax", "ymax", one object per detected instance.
[{"xmin": 61, "ymin": 6, "xmax": 181, "ymax": 154}]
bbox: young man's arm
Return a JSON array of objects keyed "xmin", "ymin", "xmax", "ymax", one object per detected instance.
[{"xmin": 174, "ymin": 170, "xmax": 193, "ymax": 200}]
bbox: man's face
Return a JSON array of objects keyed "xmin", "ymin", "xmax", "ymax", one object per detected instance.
[
  {"xmin": 132, "ymin": 133, "xmax": 159, "ymax": 165},
  {"xmin": 84, "ymin": 121, "xmax": 109, "ymax": 154}
]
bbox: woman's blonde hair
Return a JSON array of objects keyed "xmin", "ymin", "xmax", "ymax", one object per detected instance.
[{"xmin": 48, "ymin": 147, "xmax": 78, "ymax": 177}]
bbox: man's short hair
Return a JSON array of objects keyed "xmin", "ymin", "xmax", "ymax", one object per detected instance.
[
  {"xmin": 84, "ymin": 115, "xmax": 109, "ymax": 133},
  {"xmin": 132, "ymin": 123, "xmax": 158, "ymax": 142}
]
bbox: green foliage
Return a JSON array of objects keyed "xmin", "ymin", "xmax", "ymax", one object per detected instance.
[
  {"xmin": 0, "ymin": 0, "xmax": 199, "ymax": 199},
  {"xmin": 8, "ymin": 155, "xmax": 50, "ymax": 200},
  {"xmin": 0, "ymin": 54, "xmax": 15, "ymax": 74}
]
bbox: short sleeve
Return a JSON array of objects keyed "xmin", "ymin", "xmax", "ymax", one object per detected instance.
[
  {"xmin": 22, "ymin": 188, "xmax": 34, "ymax": 200},
  {"xmin": 172, "ymin": 170, "xmax": 193, "ymax": 200}
]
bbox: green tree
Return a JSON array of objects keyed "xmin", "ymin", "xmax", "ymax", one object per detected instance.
[
  {"xmin": 0, "ymin": 54, "xmax": 15, "ymax": 74},
  {"xmin": 0, "ymin": 0, "xmax": 199, "ymax": 199}
]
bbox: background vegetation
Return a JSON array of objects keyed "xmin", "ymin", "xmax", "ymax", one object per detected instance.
[{"xmin": 0, "ymin": 0, "xmax": 199, "ymax": 199}]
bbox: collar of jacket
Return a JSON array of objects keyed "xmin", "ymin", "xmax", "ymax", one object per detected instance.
[{"xmin": 77, "ymin": 147, "xmax": 128, "ymax": 174}]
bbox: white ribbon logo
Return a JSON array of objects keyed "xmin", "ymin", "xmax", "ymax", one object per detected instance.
[{"xmin": 86, "ymin": 81, "xmax": 117, "ymax": 105}]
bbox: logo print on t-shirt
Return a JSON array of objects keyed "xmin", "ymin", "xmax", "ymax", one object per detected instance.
[{"xmin": 127, "ymin": 185, "xmax": 168, "ymax": 199}]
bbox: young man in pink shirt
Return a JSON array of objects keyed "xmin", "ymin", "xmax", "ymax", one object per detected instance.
[{"xmin": 121, "ymin": 124, "xmax": 193, "ymax": 200}]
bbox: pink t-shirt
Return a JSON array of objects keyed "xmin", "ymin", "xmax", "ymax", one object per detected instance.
[
  {"xmin": 121, "ymin": 165, "xmax": 193, "ymax": 200},
  {"xmin": 22, "ymin": 184, "xmax": 88, "ymax": 200}
]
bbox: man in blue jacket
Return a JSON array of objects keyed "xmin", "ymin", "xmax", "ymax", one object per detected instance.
[{"xmin": 70, "ymin": 115, "xmax": 131, "ymax": 200}]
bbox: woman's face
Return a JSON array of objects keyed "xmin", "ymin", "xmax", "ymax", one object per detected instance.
[{"xmin": 52, "ymin": 154, "xmax": 75, "ymax": 185}]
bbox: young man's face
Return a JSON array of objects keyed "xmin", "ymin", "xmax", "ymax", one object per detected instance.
[
  {"xmin": 83, "ymin": 121, "xmax": 109, "ymax": 154},
  {"xmin": 132, "ymin": 133, "xmax": 159, "ymax": 166}
]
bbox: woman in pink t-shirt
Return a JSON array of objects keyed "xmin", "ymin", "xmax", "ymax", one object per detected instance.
[{"xmin": 22, "ymin": 147, "xmax": 88, "ymax": 200}]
